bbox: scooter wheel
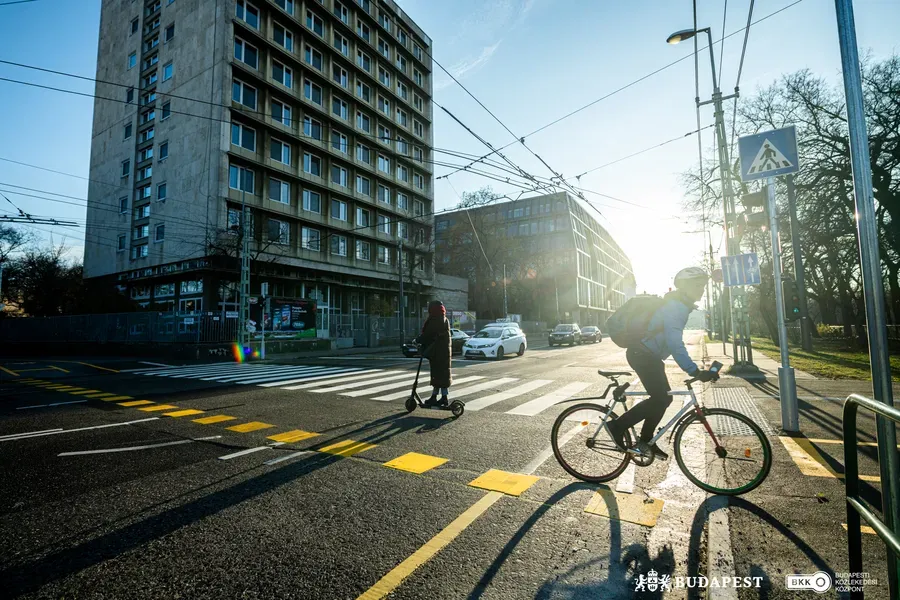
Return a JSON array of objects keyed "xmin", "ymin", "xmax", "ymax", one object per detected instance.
[
  {"xmin": 450, "ymin": 401, "xmax": 464, "ymax": 418},
  {"xmin": 405, "ymin": 396, "xmax": 417, "ymax": 413}
]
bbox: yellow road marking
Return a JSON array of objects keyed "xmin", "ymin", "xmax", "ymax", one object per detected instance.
[
  {"xmin": 100, "ymin": 395, "xmax": 133, "ymax": 402},
  {"xmin": 227, "ymin": 421, "xmax": 276, "ymax": 433},
  {"xmin": 164, "ymin": 409, "xmax": 205, "ymax": 417},
  {"xmin": 779, "ymin": 436, "xmax": 881, "ymax": 482},
  {"xmin": 83, "ymin": 392, "xmax": 117, "ymax": 399},
  {"xmin": 468, "ymin": 469, "xmax": 539, "ymax": 497},
  {"xmin": 384, "ymin": 452, "xmax": 449, "ymax": 474},
  {"xmin": 48, "ymin": 366, "xmax": 70, "ymax": 373},
  {"xmin": 17, "ymin": 378, "xmax": 37, "ymax": 382},
  {"xmin": 267, "ymin": 430, "xmax": 320, "ymax": 443},
  {"xmin": 118, "ymin": 400, "xmax": 155, "ymax": 407},
  {"xmin": 69, "ymin": 389, "xmax": 101, "ymax": 395},
  {"xmin": 0, "ymin": 365, "xmax": 19, "ymax": 376},
  {"xmin": 356, "ymin": 491, "xmax": 503, "ymax": 600},
  {"xmin": 194, "ymin": 415, "xmax": 237, "ymax": 424},
  {"xmin": 319, "ymin": 439, "xmax": 377, "ymax": 457},
  {"xmin": 74, "ymin": 362, "xmax": 119, "ymax": 373},
  {"xmin": 841, "ymin": 523, "xmax": 877, "ymax": 535},
  {"xmin": 55, "ymin": 387, "xmax": 84, "ymax": 392},
  {"xmin": 139, "ymin": 404, "xmax": 179, "ymax": 412},
  {"xmin": 807, "ymin": 437, "xmax": 899, "ymax": 449},
  {"xmin": 584, "ymin": 488, "xmax": 665, "ymax": 527},
  {"xmin": 43, "ymin": 384, "xmax": 74, "ymax": 390}
]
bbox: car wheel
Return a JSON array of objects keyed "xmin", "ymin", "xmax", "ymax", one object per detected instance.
[
  {"xmin": 497, "ymin": 346, "xmax": 504, "ymax": 360},
  {"xmin": 549, "ymin": 342, "xmax": 554, "ymax": 347},
  {"xmin": 518, "ymin": 343, "xmax": 525, "ymax": 356}
]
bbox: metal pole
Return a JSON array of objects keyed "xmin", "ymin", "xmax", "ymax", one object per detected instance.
[
  {"xmin": 766, "ymin": 178, "xmax": 799, "ymax": 432},
  {"xmin": 786, "ymin": 175, "xmax": 814, "ymax": 351},
  {"xmin": 555, "ymin": 276, "xmax": 559, "ymax": 323},
  {"xmin": 503, "ymin": 263, "xmax": 508, "ymax": 318},
  {"xmin": 238, "ymin": 185, "xmax": 251, "ymax": 351},
  {"xmin": 261, "ymin": 294, "xmax": 267, "ymax": 360},
  {"xmin": 834, "ymin": 1, "xmax": 900, "ymax": 590},
  {"xmin": 398, "ymin": 240, "xmax": 405, "ymax": 344}
]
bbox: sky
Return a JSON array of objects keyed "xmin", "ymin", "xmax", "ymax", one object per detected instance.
[{"xmin": 0, "ymin": 0, "xmax": 898, "ymax": 297}]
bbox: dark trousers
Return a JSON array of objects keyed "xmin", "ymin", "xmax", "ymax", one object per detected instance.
[{"xmin": 615, "ymin": 347, "xmax": 673, "ymax": 442}]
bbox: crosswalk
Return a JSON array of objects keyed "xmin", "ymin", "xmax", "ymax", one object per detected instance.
[{"xmin": 128, "ymin": 362, "xmax": 604, "ymax": 417}]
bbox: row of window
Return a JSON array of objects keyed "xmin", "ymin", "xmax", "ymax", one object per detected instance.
[
  {"xmin": 121, "ymin": 140, "xmax": 169, "ymax": 179},
  {"xmin": 117, "ymin": 222, "xmax": 165, "ymax": 257},
  {"xmin": 129, "ymin": 280, "xmax": 200, "ymax": 301}
]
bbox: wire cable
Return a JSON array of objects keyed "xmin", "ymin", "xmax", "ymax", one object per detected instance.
[{"xmin": 729, "ymin": 0, "xmax": 756, "ymax": 156}]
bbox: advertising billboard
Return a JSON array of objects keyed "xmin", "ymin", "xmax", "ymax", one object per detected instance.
[{"xmin": 248, "ymin": 299, "xmax": 317, "ymax": 339}]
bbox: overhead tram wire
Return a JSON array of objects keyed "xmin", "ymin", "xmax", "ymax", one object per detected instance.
[
  {"xmin": 719, "ymin": 0, "xmax": 729, "ymax": 79},
  {"xmin": 730, "ymin": 0, "xmax": 756, "ymax": 156}
]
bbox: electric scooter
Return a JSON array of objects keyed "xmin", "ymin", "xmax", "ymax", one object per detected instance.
[{"xmin": 405, "ymin": 345, "xmax": 465, "ymax": 418}]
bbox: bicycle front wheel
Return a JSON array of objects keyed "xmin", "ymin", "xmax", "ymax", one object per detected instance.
[
  {"xmin": 673, "ymin": 407, "xmax": 772, "ymax": 495},
  {"xmin": 551, "ymin": 403, "xmax": 631, "ymax": 483}
]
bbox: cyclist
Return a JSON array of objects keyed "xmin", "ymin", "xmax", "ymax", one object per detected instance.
[{"xmin": 607, "ymin": 267, "xmax": 718, "ymax": 459}]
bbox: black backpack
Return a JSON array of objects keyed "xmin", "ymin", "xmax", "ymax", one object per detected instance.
[{"xmin": 606, "ymin": 295, "xmax": 665, "ymax": 348}]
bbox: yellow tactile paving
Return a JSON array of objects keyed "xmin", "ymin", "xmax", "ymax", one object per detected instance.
[
  {"xmin": 779, "ymin": 436, "xmax": 881, "ymax": 482},
  {"xmin": 384, "ymin": 452, "xmax": 449, "ymax": 474},
  {"xmin": 100, "ymin": 395, "xmax": 134, "ymax": 402},
  {"xmin": 227, "ymin": 421, "xmax": 276, "ymax": 433},
  {"xmin": 584, "ymin": 488, "xmax": 665, "ymax": 527},
  {"xmin": 194, "ymin": 415, "xmax": 238, "ymax": 424},
  {"xmin": 164, "ymin": 409, "xmax": 205, "ymax": 418},
  {"xmin": 319, "ymin": 439, "xmax": 377, "ymax": 457},
  {"xmin": 267, "ymin": 430, "xmax": 320, "ymax": 443},
  {"xmin": 468, "ymin": 469, "xmax": 539, "ymax": 497},
  {"xmin": 841, "ymin": 523, "xmax": 877, "ymax": 535},
  {"xmin": 118, "ymin": 400, "xmax": 155, "ymax": 407},
  {"xmin": 807, "ymin": 437, "xmax": 899, "ymax": 449},
  {"xmin": 139, "ymin": 404, "xmax": 179, "ymax": 412}
]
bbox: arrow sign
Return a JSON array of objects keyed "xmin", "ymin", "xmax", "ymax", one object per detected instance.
[{"xmin": 721, "ymin": 253, "xmax": 762, "ymax": 287}]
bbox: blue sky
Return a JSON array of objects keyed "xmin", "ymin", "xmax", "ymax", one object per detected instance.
[{"xmin": 1, "ymin": 0, "xmax": 898, "ymax": 295}]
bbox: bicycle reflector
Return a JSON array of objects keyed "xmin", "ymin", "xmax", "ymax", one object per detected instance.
[{"xmin": 745, "ymin": 448, "xmax": 752, "ymax": 458}]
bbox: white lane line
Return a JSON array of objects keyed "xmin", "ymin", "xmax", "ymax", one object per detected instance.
[
  {"xmin": 129, "ymin": 363, "xmax": 237, "ymax": 375},
  {"xmin": 204, "ymin": 366, "xmax": 326, "ymax": 383},
  {"xmin": 235, "ymin": 367, "xmax": 351, "ymax": 385},
  {"xmin": 562, "ymin": 362, "xmax": 578, "ymax": 368},
  {"xmin": 340, "ymin": 375, "xmax": 421, "ymax": 397},
  {"xmin": 0, "ymin": 428, "xmax": 63, "ymax": 439},
  {"xmin": 264, "ymin": 450, "xmax": 314, "ymax": 465},
  {"xmin": 169, "ymin": 365, "xmax": 266, "ymax": 379},
  {"xmin": 505, "ymin": 382, "xmax": 593, "ymax": 416},
  {"xmin": 58, "ymin": 435, "xmax": 223, "ymax": 456},
  {"xmin": 264, "ymin": 369, "xmax": 383, "ymax": 389},
  {"xmin": 140, "ymin": 361, "xmax": 173, "ymax": 367},
  {"xmin": 0, "ymin": 418, "xmax": 160, "ymax": 442},
  {"xmin": 312, "ymin": 372, "xmax": 415, "ymax": 393},
  {"xmin": 218, "ymin": 446, "xmax": 271, "ymax": 460},
  {"xmin": 16, "ymin": 400, "xmax": 89, "ymax": 410},
  {"xmin": 441, "ymin": 378, "xmax": 516, "ymax": 399},
  {"xmin": 370, "ymin": 375, "xmax": 486, "ymax": 401},
  {"xmin": 464, "ymin": 380, "xmax": 553, "ymax": 411},
  {"xmin": 141, "ymin": 364, "xmax": 257, "ymax": 377},
  {"xmin": 522, "ymin": 420, "xmax": 586, "ymax": 475},
  {"xmin": 614, "ymin": 378, "xmax": 644, "ymax": 494}
]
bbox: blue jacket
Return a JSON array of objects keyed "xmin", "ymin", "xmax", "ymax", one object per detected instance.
[{"xmin": 639, "ymin": 291, "xmax": 699, "ymax": 374}]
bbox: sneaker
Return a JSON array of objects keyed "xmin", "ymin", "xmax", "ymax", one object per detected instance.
[
  {"xmin": 438, "ymin": 395, "xmax": 450, "ymax": 408},
  {"xmin": 606, "ymin": 419, "xmax": 627, "ymax": 451},
  {"xmin": 650, "ymin": 443, "xmax": 669, "ymax": 461},
  {"xmin": 626, "ymin": 441, "xmax": 651, "ymax": 457},
  {"xmin": 423, "ymin": 395, "xmax": 438, "ymax": 407}
]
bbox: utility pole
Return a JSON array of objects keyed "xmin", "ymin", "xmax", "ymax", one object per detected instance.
[
  {"xmin": 398, "ymin": 240, "xmax": 404, "ymax": 344},
  {"xmin": 261, "ymin": 283, "xmax": 268, "ymax": 360},
  {"xmin": 502, "ymin": 264, "xmax": 508, "ymax": 318},
  {"xmin": 0, "ymin": 262, "xmax": 4, "ymax": 313},
  {"xmin": 238, "ymin": 184, "xmax": 251, "ymax": 351},
  {"xmin": 786, "ymin": 175, "xmax": 813, "ymax": 351}
]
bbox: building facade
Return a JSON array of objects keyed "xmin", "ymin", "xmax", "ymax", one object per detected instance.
[
  {"xmin": 84, "ymin": 0, "xmax": 435, "ymax": 335},
  {"xmin": 434, "ymin": 192, "xmax": 635, "ymax": 326}
]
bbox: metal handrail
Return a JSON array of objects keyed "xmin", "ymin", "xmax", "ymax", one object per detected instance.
[{"xmin": 843, "ymin": 393, "xmax": 900, "ymax": 599}]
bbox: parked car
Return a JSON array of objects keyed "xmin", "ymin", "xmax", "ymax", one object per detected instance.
[
  {"xmin": 581, "ymin": 326, "xmax": 602, "ymax": 343},
  {"xmin": 549, "ymin": 324, "xmax": 582, "ymax": 346},
  {"xmin": 462, "ymin": 326, "xmax": 527, "ymax": 360},
  {"xmin": 402, "ymin": 329, "xmax": 470, "ymax": 357}
]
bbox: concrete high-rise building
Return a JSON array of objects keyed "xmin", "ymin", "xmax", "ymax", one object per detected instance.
[
  {"xmin": 84, "ymin": 0, "xmax": 435, "ymax": 334},
  {"xmin": 434, "ymin": 192, "xmax": 635, "ymax": 326}
]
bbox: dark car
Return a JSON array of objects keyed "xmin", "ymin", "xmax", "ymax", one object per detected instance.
[
  {"xmin": 581, "ymin": 326, "xmax": 602, "ymax": 343},
  {"xmin": 402, "ymin": 329, "xmax": 470, "ymax": 357},
  {"xmin": 549, "ymin": 324, "xmax": 582, "ymax": 346}
]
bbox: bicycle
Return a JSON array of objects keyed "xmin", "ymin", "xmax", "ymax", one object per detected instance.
[{"xmin": 550, "ymin": 361, "xmax": 772, "ymax": 496}]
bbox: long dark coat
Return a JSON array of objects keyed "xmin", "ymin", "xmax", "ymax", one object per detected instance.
[{"xmin": 418, "ymin": 315, "xmax": 452, "ymax": 388}]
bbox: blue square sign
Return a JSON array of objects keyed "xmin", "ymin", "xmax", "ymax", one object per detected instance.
[
  {"xmin": 721, "ymin": 253, "xmax": 762, "ymax": 287},
  {"xmin": 738, "ymin": 126, "xmax": 799, "ymax": 182}
]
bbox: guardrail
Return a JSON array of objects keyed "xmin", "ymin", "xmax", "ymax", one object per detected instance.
[{"xmin": 843, "ymin": 393, "xmax": 900, "ymax": 599}]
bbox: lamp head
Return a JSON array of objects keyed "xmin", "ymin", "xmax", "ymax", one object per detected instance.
[{"xmin": 666, "ymin": 28, "xmax": 697, "ymax": 44}]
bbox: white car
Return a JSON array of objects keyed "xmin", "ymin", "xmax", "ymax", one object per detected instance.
[{"xmin": 462, "ymin": 326, "xmax": 527, "ymax": 360}]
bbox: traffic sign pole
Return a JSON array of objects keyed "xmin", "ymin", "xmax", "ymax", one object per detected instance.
[{"xmin": 765, "ymin": 178, "xmax": 798, "ymax": 432}]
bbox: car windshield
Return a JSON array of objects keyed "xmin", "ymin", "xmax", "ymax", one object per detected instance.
[
  {"xmin": 583, "ymin": 327, "xmax": 597, "ymax": 332},
  {"xmin": 474, "ymin": 329, "xmax": 502, "ymax": 339},
  {"xmin": 553, "ymin": 325, "xmax": 573, "ymax": 332}
]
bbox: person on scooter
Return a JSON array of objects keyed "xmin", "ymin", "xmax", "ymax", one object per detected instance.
[
  {"xmin": 607, "ymin": 267, "xmax": 718, "ymax": 458},
  {"xmin": 417, "ymin": 299, "xmax": 453, "ymax": 407}
]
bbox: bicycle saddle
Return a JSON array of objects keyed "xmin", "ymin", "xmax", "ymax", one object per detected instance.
[{"xmin": 598, "ymin": 370, "xmax": 632, "ymax": 377}]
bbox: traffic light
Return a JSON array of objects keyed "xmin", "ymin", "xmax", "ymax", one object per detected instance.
[
  {"xmin": 741, "ymin": 190, "xmax": 767, "ymax": 211},
  {"xmin": 782, "ymin": 277, "xmax": 802, "ymax": 321}
]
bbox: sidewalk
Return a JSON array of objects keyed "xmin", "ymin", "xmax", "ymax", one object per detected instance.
[
  {"xmin": 704, "ymin": 337, "xmax": 816, "ymax": 379},
  {"xmin": 257, "ymin": 345, "xmax": 400, "ymax": 362}
]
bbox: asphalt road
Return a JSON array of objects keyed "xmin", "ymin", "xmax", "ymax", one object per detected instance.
[{"xmin": 0, "ymin": 336, "xmax": 893, "ymax": 599}]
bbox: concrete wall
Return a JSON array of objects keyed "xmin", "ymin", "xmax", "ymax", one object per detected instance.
[{"xmin": 431, "ymin": 273, "xmax": 468, "ymax": 311}]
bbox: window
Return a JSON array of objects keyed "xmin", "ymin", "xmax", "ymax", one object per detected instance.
[
  {"xmin": 117, "ymin": 234, "xmax": 126, "ymax": 251},
  {"xmin": 413, "ymin": 44, "xmax": 423, "ymax": 61},
  {"xmin": 122, "ymin": 159, "xmax": 131, "ymax": 177},
  {"xmin": 138, "ymin": 165, "xmax": 153, "ymax": 180},
  {"xmin": 333, "ymin": 33, "xmax": 349, "ymax": 56},
  {"xmin": 145, "ymin": 17, "xmax": 160, "ymax": 34},
  {"xmin": 270, "ymin": 139, "xmax": 291, "ymax": 164},
  {"xmin": 145, "ymin": 35, "xmax": 159, "ymax": 52},
  {"xmin": 377, "ymin": 184, "xmax": 391, "ymax": 204},
  {"xmin": 269, "ymin": 178, "xmax": 290, "ymax": 204},
  {"xmin": 377, "ymin": 245, "xmax": 391, "ymax": 264},
  {"xmin": 356, "ymin": 0, "xmax": 370, "ymax": 12},
  {"xmin": 303, "ymin": 79, "xmax": 322, "ymax": 105},
  {"xmin": 155, "ymin": 283, "xmax": 175, "ymax": 297},
  {"xmin": 128, "ymin": 52, "xmax": 137, "ymax": 69},
  {"xmin": 272, "ymin": 61, "xmax": 292, "ymax": 87},
  {"xmin": 140, "ymin": 127, "xmax": 155, "ymax": 142},
  {"xmin": 356, "ymin": 111, "xmax": 371, "ymax": 132},
  {"xmin": 414, "ymin": 69, "xmax": 423, "ymax": 87},
  {"xmin": 138, "ymin": 184, "xmax": 152, "ymax": 199},
  {"xmin": 413, "ymin": 119, "xmax": 423, "ymax": 138},
  {"xmin": 356, "ymin": 175, "xmax": 370, "ymax": 196},
  {"xmin": 331, "ymin": 198, "xmax": 348, "ymax": 221},
  {"xmin": 126, "ymin": 87, "xmax": 135, "ymax": 103},
  {"xmin": 231, "ymin": 122, "xmax": 256, "ymax": 150},
  {"xmin": 356, "ymin": 143, "xmax": 370, "ymax": 163},
  {"xmin": 377, "ymin": 154, "xmax": 390, "ymax": 174},
  {"xmin": 119, "ymin": 197, "xmax": 129, "ymax": 213},
  {"xmin": 303, "ymin": 152, "xmax": 321, "ymax": 176},
  {"xmin": 415, "ymin": 228, "xmax": 425, "ymax": 244},
  {"xmin": 378, "ymin": 67, "xmax": 391, "ymax": 87},
  {"xmin": 378, "ymin": 11, "xmax": 391, "ymax": 31},
  {"xmin": 303, "ymin": 116, "xmax": 322, "ymax": 140},
  {"xmin": 131, "ymin": 245, "xmax": 149, "ymax": 259},
  {"xmin": 162, "ymin": 62, "xmax": 173, "ymax": 81},
  {"xmin": 268, "ymin": 218, "xmax": 290, "ymax": 244},
  {"xmin": 397, "ymin": 192, "xmax": 409, "ymax": 210},
  {"xmin": 332, "ymin": 64, "xmax": 348, "ymax": 88},
  {"xmin": 356, "ymin": 240, "xmax": 370, "ymax": 260},
  {"xmin": 356, "ymin": 81, "xmax": 371, "ymax": 102},
  {"xmin": 356, "ymin": 207, "xmax": 370, "ymax": 227},
  {"xmin": 414, "ymin": 199, "xmax": 424, "ymax": 216},
  {"xmin": 131, "ymin": 18, "xmax": 139, "ymax": 34},
  {"xmin": 302, "ymin": 189, "xmax": 321, "ymax": 212},
  {"xmin": 139, "ymin": 146, "xmax": 154, "ymax": 162},
  {"xmin": 378, "ymin": 125, "xmax": 391, "ymax": 145},
  {"xmin": 158, "ymin": 141, "xmax": 168, "ymax": 160},
  {"xmin": 396, "ymin": 108, "xmax": 408, "ymax": 127},
  {"xmin": 356, "ymin": 50, "xmax": 371, "ymax": 72},
  {"xmin": 229, "ymin": 164, "xmax": 255, "ymax": 192},
  {"xmin": 306, "ymin": 10, "xmax": 324, "ymax": 36},
  {"xmin": 232, "ymin": 79, "xmax": 257, "ymax": 109},
  {"xmin": 301, "ymin": 227, "xmax": 320, "ymax": 251},
  {"xmin": 234, "ymin": 37, "xmax": 258, "ymax": 68},
  {"xmin": 275, "ymin": 0, "xmax": 294, "ymax": 15},
  {"xmin": 331, "ymin": 235, "xmax": 348, "ymax": 256},
  {"xmin": 396, "ymin": 164, "xmax": 409, "ymax": 182},
  {"xmin": 413, "ymin": 173, "xmax": 424, "ymax": 190},
  {"xmin": 378, "ymin": 95, "xmax": 390, "ymax": 116},
  {"xmin": 124, "ymin": 123, "xmax": 133, "ymax": 139},
  {"xmin": 236, "ymin": 0, "xmax": 259, "ymax": 28},
  {"xmin": 378, "ymin": 39, "xmax": 390, "ymax": 59},
  {"xmin": 272, "ymin": 99, "xmax": 292, "ymax": 126},
  {"xmin": 161, "ymin": 101, "xmax": 171, "ymax": 120},
  {"xmin": 164, "ymin": 24, "xmax": 174, "ymax": 42},
  {"xmin": 413, "ymin": 146, "xmax": 423, "ymax": 162},
  {"xmin": 357, "ymin": 21, "xmax": 370, "ymax": 42},
  {"xmin": 332, "ymin": 96, "xmax": 349, "ymax": 119},
  {"xmin": 143, "ymin": 54, "xmax": 159, "ymax": 70},
  {"xmin": 397, "ymin": 137, "xmax": 408, "ymax": 155},
  {"xmin": 157, "ymin": 182, "xmax": 167, "ymax": 200},
  {"xmin": 303, "ymin": 45, "xmax": 322, "ymax": 70},
  {"xmin": 332, "ymin": 164, "xmax": 349, "ymax": 187},
  {"xmin": 397, "ymin": 82, "xmax": 408, "ymax": 101},
  {"xmin": 396, "ymin": 56, "xmax": 407, "ymax": 73},
  {"xmin": 141, "ymin": 109, "xmax": 155, "ymax": 124},
  {"xmin": 155, "ymin": 224, "xmax": 165, "ymax": 242},
  {"xmin": 133, "ymin": 224, "xmax": 150, "ymax": 240},
  {"xmin": 398, "ymin": 29, "xmax": 408, "ymax": 45},
  {"xmin": 331, "ymin": 131, "xmax": 348, "ymax": 154},
  {"xmin": 334, "ymin": 2, "xmax": 349, "ymax": 25},
  {"xmin": 142, "ymin": 72, "xmax": 157, "ymax": 87},
  {"xmin": 141, "ymin": 91, "xmax": 156, "ymax": 105},
  {"xmin": 398, "ymin": 221, "xmax": 409, "ymax": 239}
]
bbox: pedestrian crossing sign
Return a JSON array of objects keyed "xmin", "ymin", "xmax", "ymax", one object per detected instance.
[{"xmin": 738, "ymin": 126, "xmax": 799, "ymax": 182}]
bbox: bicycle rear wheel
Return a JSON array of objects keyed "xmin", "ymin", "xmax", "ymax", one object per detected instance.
[
  {"xmin": 551, "ymin": 403, "xmax": 631, "ymax": 483},
  {"xmin": 673, "ymin": 407, "xmax": 771, "ymax": 495}
]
